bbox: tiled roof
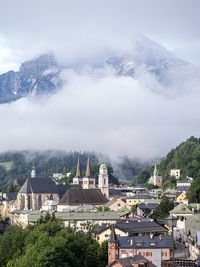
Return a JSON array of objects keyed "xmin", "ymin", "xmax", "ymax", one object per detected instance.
[
  {"xmin": 176, "ymin": 186, "xmax": 190, "ymax": 192},
  {"xmin": 117, "ymin": 235, "xmax": 173, "ymax": 249},
  {"xmin": 94, "ymin": 220, "xmax": 167, "ymax": 234},
  {"xmin": 60, "ymin": 188, "xmax": 108, "ymax": 205},
  {"xmin": 137, "ymin": 203, "xmax": 159, "ymax": 210},
  {"xmin": 124, "ymin": 194, "xmax": 153, "ymax": 200},
  {"xmin": 19, "ymin": 178, "xmax": 59, "ymax": 194}
]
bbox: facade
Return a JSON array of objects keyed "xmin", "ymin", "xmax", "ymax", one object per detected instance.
[
  {"xmin": 108, "ymin": 228, "xmax": 172, "ymax": 267},
  {"xmin": 17, "ymin": 177, "xmax": 59, "ymax": 211},
  {"xmin": 148, "ymin": 165, "xmax": 163, "ymax": 187},
  {"xmin": 170, "ymin": 169, "xmax": 181, "ymax": 179},
  {"xmin": 72, "ymin": 157, "xmax": 96, "ymax": 189},
  {"xmin": 176, "ymin": 192, "xmax": 188, "ymax": 204},
  {"xmin": 176, "ymin": 177, "xmax": 192, "ymax": 187}
]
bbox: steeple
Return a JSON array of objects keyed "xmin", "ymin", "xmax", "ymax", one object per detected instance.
[
  {"xmin": 31, "ymin": 165, "xmax": 36, "ymax": 178},
  {"xmin": 85, "ymin": 156, "xmax": 91, "ymax": 177},
  {"xmin": 109, "ymin": 226, "xmax": 118, "ymax": 244},
  {"xmin": 153, "ymin": 164, "xmax": 158, "ymax": 176},
  {"xmin": 76, "ymin": 156, "xmax": 82, "ymax": 177}
]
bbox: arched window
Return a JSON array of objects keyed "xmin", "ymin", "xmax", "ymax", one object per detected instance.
[
  {"xmin": 50, "ymin": 194, "xmax": 53, "ymax": 200},
  {"xmin": 38, "ymin": 195, "xmax": 42, "ymax": 209},
  {"xmin": 21, "ymin": 195, "xmax": 25, "ymax": 210},
  {"xmin": 28, "ymin": 195, "xmax": 32, "ymax": 210}
]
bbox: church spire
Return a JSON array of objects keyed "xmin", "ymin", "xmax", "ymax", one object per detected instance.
[
  {"xmin": 153, "ymin": 164, "xmax": 158, "ymax": 176},
  {"xmin": 85, "ymin": 156, "xmax": 91, "ymax": 177},
  {"xmin": 76, "ymin": 156, "xmax": 82, "ymax": 177}
]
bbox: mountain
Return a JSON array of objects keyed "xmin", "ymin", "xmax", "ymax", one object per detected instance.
[
  {"xmin": 0, "ymin": 54, "xmax": 62, "ymax": 103},
  {"xmin": 0, "ymin": 36, "xmax": 199, "ymax": 103}
]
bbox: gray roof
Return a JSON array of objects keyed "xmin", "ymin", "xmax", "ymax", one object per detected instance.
[
  {"xmin": 4, "ymin": 192, "xmax": 18, "ymax": 201},
  {"xmin": 117, "ymin": 235, "xmax": 173, "ymax": 249},
  {"xmin": 19, "ymin": 178, "xmax": 59, "ymax": 194},
  {"xmin": 137, "ymin": 203, "xmax": 159, "ymax": 210},
  {"xmin": 95, "ymin": 220, "xmax": 167, "ymax": 235},
  {"xmin": 24, "ymin": 210, "xmax": 129, "ymax": 223},
  {"xmin": 177, "ymin": 178, "xmax": 192, "ymax": 184},
  {"xmin": 124, "ymin": 194, "xmax": 153, "ymax": 200},
  {"xmin": 60, "ymin": 188, "xmax": 108, "ymax": 205},
  {"xmin": 176, "ymin": 186, "xmax": 190, "ymax": 192}
]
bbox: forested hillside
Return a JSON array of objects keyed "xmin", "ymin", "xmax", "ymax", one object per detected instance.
[
  {"xmin": 135, "ymin": 136, "xmax": 200, "ymax": 185},
  {"xmin": 0, "ymin": 151, "xmax": 118, "ymax": 189}
]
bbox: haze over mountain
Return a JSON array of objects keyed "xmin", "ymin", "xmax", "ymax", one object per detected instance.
[{"xmin": 0, "ymin": 36, "xmax": 199, "ymax": 103}]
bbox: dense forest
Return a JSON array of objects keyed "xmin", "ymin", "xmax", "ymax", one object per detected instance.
[{"xmin": 0, "ymin": 215, "xmax": 107, "ymax": 267}]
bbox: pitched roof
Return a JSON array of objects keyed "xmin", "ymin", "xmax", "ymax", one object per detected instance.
[
  {"xmin": 170, "ymin": 204, "xmax": 193, "ymax": 215},
  {"xmin": 19, "ymin": 178, "xmax": 59, "ymax": 194},
  {"xmin": 60, "ymin": 189, "xmax": 108, "ymax": 205},
  {"xmin": 109, "ymin": 226, "xmax": 118, "ymax": 243},
  {"xmin": 75, "ymin": 156, "xmax": 82, "ymax": 177},
  {"xmin": 4, "ymin": 192, "xmax": 18, "ymax": 201},
  {"xmin": 95, "ymin": 221, "xmax": 167, "ymax": 235},
  {"xmin": 176, "ymin": 186, "xmax": 190, "ymax": 192},
  {"xmin": 117, "ymin": 235, "xmax": 173, "ymax": 249},
  {"xmin": 85, "ymin": 157, "xmax": 91, "ymax": 177}
]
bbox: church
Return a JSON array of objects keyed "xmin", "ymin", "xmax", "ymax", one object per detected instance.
[{"xmin": 73, "ymin": 157, "xmax": 109, "ymax": 198}]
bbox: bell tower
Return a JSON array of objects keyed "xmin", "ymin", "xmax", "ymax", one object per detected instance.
[{"xmin": 98, "ymin": 163, "xmax": 109, "ymax": 198}]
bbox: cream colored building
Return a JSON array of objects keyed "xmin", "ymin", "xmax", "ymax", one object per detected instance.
[{"xmin": 170, "ymin": 169, "xmax": 181, "ymax": 179}]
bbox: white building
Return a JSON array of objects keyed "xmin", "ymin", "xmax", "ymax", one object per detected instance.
[
  {"xmin": 170, "ymin": 169, "xmax": 181, "ymax": 179},
  {"xmin": 148, "ymin": 165, "xmax": 163, "ymax": 187}
]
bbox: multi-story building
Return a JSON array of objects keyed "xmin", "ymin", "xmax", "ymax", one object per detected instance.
[
  {"xmin": 170, "ymin": 169, "xmax": 181, "ymax": 179},
  {"xmin": 108, "ymin": 228, "xmax": 172, "ymax": 267}
]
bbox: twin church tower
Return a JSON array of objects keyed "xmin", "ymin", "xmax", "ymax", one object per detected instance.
[{"xmin": 72, "ymin": 157, "xmax": 109, "ymax": 198}]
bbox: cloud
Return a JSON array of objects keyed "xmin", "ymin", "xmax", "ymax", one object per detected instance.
[{"xmin": 0, "ymin": 65, "xmax": 199, "ymax": 159}]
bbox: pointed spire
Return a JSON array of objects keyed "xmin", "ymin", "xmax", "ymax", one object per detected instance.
[
  {"xmin": 85, "ymin": 156, "xmax": 91, "ymax": 177},
  {"xmin": 109, "ymin": 226, "xmax": 118, "ymax": 244},
  {"xmin": 76, "ymin": 156, "xmax": 82, "ymax": 177},
  {"xmin": 153, "ymin": 164, "xmax": 158, "ymax": 176}
]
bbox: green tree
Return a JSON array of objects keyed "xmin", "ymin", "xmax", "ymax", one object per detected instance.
[{"xmin": 151, "ymin": 199, "xmax": 174, "ymax": 220}]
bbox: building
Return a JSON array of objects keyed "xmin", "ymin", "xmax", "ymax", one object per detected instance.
[
  {"xmin": 176, "ymin": 192, "xmax": 188, "ymax": 204},
  {"xmin": 108, "ymin": 255, "xmax": 150, "ymax": 267},
  {"xmin": 123, "ymin": 195, "xmax": 159, "ymax": 206},
  {"xmin": 98, "ymin": 162, "xmax": 109, "ymax": 198},
  {"xmin": 176, "ymin": 177, "xmax": 193, "ymax": 188},
  {"xmin": 170, "ymin": 203, "xmax": 193, "ymax": 217},
  {"xmin": 148, "ymin": 165, "xmax": 163, "ymax": 187},
  {"xmin": 137, "ymin": 203, "xmax": 159, "ymax": 218},
  {"xmin": 104, "ymin": 198, "xmax": 131, "ymax": 212},
  {"xmin": 73, "ymin": 157, "xmax": 96, "ymax": 189},
  {"xmin": 108, "ymin": 228, "xmax": 172, "ymax": 267},
  {"xmin": 57, "ymin": 188, "xmax": 108, "ymax": 211},
  {"xmin": 11, "ymin": 210, "xmax": 130, "ymax": 229},
  {"xmin": 95, "ymin": 220, "xmax": 168, "ymax": 244},
  {"xmin": 169, "ymin": 169, "xmax": 181, "ymax": 179}
]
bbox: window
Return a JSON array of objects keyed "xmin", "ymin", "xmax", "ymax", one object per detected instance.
[{"xmin": 50, "ymin": 194, "xmax": 53, "ymax": 200}]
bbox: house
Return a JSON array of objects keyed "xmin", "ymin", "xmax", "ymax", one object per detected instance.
[
  {"xmin": 169, "ymin": 169, "xmax": 181, "ymax": 179},
  {"xmin": 94, "ymin": 220, "xmax": 168, "ymax": 244},
  {"xmin": 108, "ymin": 255, "xmax": 151, "ymax": 267},
  {"xmin": 176, "ymin": 177, "xmax": 193, "ymax": 188},
  {"xmin": 57, "ymin": 188, "xmax": 108, "ymax": 211},
  {"xmin": 170, "ymin": 203, "xmax": 193, "ymax": 217},
  {"xmin": 104, "ymin": 198, "xmax": 131, "ymax": 211},
  {"xmin": 176, "ymin": 192, "xmax": 188, "ymax": 204},
  {"xmin": 108, "ymin": 228, "xmax": 172, "ymax": 267},
  {"xmin": 123, "ymin": 195, "xmax": 159, "ymax": 206},
  {"xmin": 0, "ymin": 192, "xmax": 18, "ymax": 218}
]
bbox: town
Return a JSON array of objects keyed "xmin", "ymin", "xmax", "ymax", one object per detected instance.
[{"xmin": 0, "ymin": 155, "xmax": 199, "ymax": 267}]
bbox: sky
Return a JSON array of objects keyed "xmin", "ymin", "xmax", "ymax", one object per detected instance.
[{"xmin": 0, "ymin": 0, "xmax": 199, "ymax": 159}]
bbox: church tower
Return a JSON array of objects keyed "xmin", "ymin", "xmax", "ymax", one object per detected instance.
[
  {"xmin": 98, "ymin": 163, "xmax": 109, "ymax": 198},
  {"xmin": 76, "ymin": 156, "xmax": 82, "ymax": 177},
  {"xmin": 31, "ymin": 165, "xmax": 36, "ymax": 178},
  {"xmin": 108, "ymin": 227, "xmax": 118, "ymax": 265},
  {"xmin": 153, "ymin": 164, "xmax": 158, "ymax": 186}
]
